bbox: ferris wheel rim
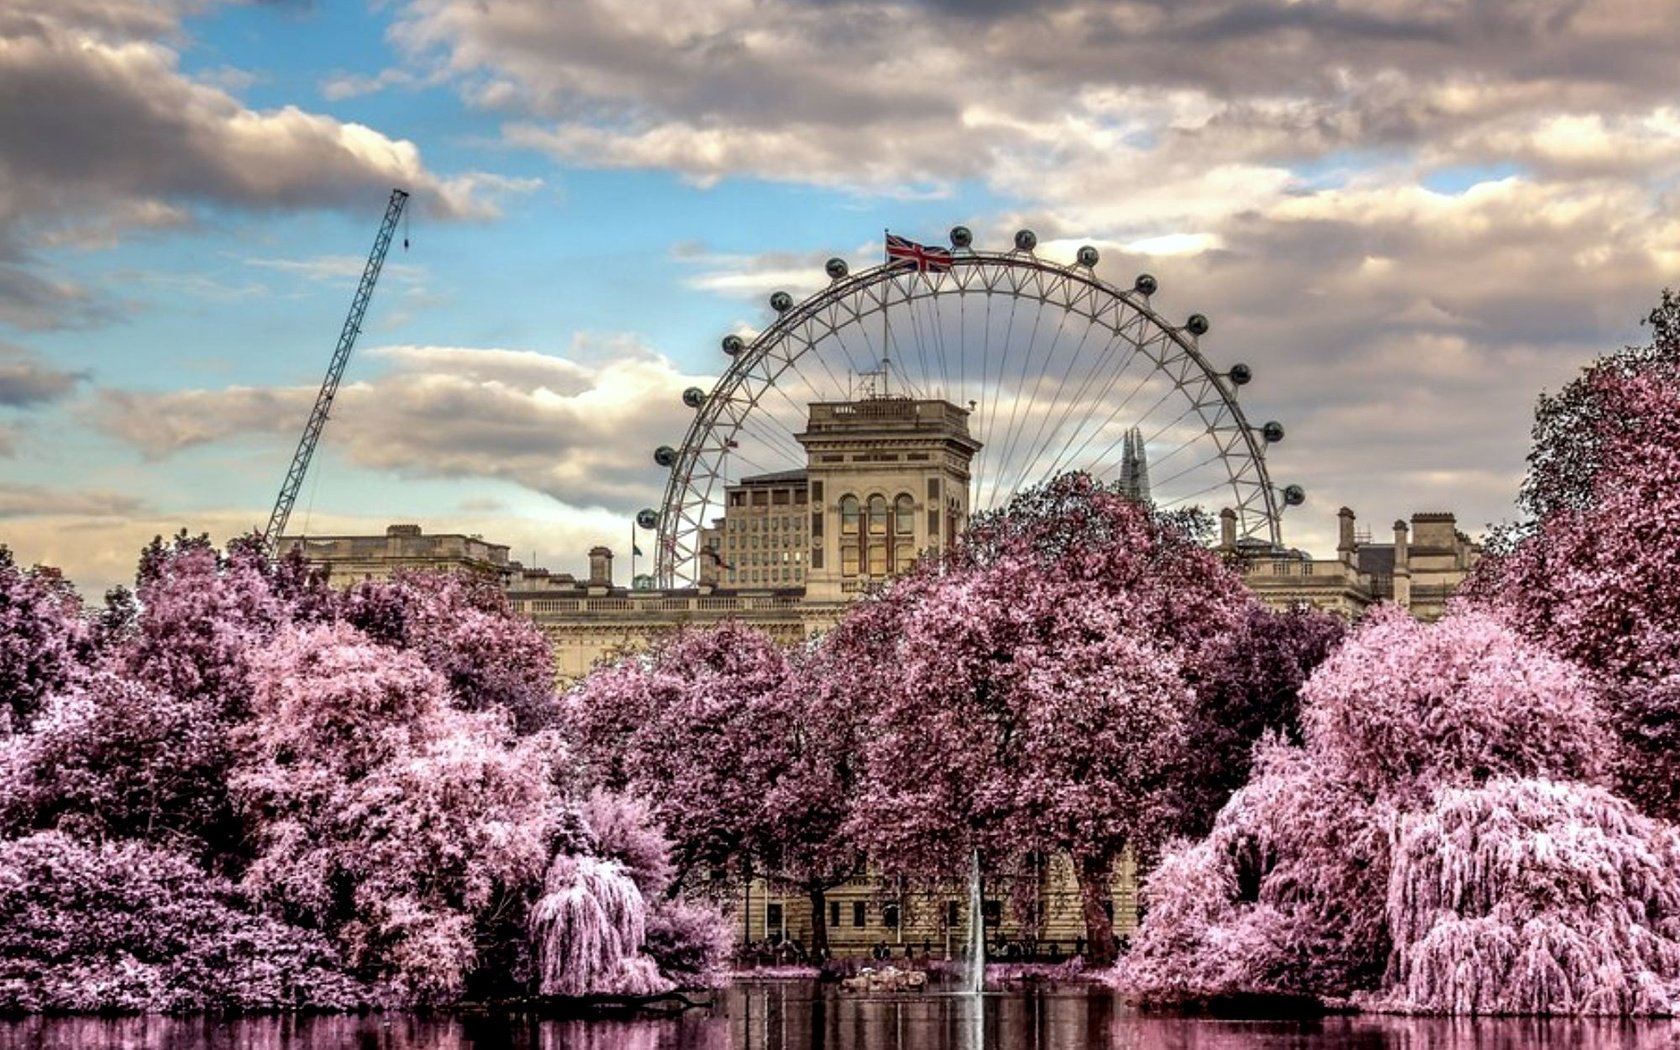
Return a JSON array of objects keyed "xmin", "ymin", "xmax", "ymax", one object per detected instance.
[{"xmin": 653, "ymin": 248, "xmax": 1282, "ymax": 588}]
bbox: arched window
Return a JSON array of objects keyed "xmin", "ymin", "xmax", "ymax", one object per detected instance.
[
  {"xmin": 868, "ymin": 494, "xmax": 888, "ymax": 535},
  {"xmin": 894, "ymin": 494, "xmax": 915, "ymax": 535},
  {"xmin": 840, "ymin": 494, "xmax": 860, "ymax": 535}
]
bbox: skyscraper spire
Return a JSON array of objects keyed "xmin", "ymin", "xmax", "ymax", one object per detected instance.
[
  {"xmin": 1118, "ymin": 426, "xmax": 1152, "ymax": 504},
  {"xmin": 1131, "ymin": 426, "xmax": 1151, "ymax": 505}
]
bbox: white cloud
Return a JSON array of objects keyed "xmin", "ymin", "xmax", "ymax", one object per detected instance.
[{"xmin": 90, "ymin": 337, "xmax": 708, "ymax": 506}]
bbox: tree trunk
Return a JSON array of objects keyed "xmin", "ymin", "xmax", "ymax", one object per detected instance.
[
  {"xmin": 808, "ymin": 883, "xmax": 829, "ymax": 957},
  {"xmin": 1074, "ymin": 853, "xmax": 1119, "ymax": 968}
]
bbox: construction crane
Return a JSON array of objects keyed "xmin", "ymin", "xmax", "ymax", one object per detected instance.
[{"xmin": 262, "ymin": 187, "xmax": 409, "ymax": 557}]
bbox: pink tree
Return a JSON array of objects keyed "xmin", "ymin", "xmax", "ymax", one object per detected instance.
[
  {"xmin": 0, "ymin": 546, "xmax": 88, "ymax": 733},
  {"xmin": 337, "ymin": 570, "xmax": 558, "ymax": 731},
  {"xmin": 1373, "ymin": 778, "xmax": 1680, "ymax": 1015},
  {"xmin": 1469, "ymin": 354, "xmax": 1680, "ymax": 819},
  {"xmin": 126, "ymin": 532, "xmax": 285, "ymax": 717},
  {"xmin": 0, "ymin": 831, "xmax": 363, "ymax": 1012},
  {"xmin": 1122, "ymin": 606, "xmax": 1620, "ymax": 1009},
  {"xmin": 848, "ymin": 473, "xmax": 1251, "ymax": 966},
  {"xmin": 234, "ymin": 621, "xmax": 568, "ymax": 1003},
  {"xmin": 1174, "ymin": 602, "xmax": 1346, "ymax": 837},
  {"xmin": 0, "ymin": 672, "xmax": 227, "ymax": 854},
  {"xmin": 563, "ymin": 621, "xmax": 792, "ymax": 895}
]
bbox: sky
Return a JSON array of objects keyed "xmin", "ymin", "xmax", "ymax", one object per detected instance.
[{"xmin": 3, "ymin": 0, "xmax": 1678, "ymax": 597}]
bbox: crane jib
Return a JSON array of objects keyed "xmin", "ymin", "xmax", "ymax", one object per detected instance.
[{"xmin": 262, "ymin": 188, "xmax": 410, "ymax": 557}]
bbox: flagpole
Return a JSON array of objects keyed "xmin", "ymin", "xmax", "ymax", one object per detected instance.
[
  {"xmin": 882, "ymin": 228, "xmax": 891, "ymax": 395},
  {"xmin": 629, "ymin": 520, "xmax": 636, "ymax": 586}
]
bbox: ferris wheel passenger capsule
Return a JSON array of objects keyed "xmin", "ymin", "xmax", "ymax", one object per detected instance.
[
  {"xmin": 1134, "ymin": 273, "xmax": 1158, "ymax": 296},
  {"xmin": 1076, "ymin": 245, "xmax": 1100, "ymax": 267},
  {"xmin": 722, "ymin": 334, "xmax": 745, "ymax": 356},
  {"xmin": 636, "ymin": 509, "xmax": 659, "ymax": 530},
  {"xmin": 950, "ymin": 225, "xmax": 974, "ymax": 249},
  {"xmin": 1228, "ymin": 363, "xmax": 1252, "ymax": 386},
  {"xmin": 1014, "ymin": 229, "xmax": 1038, "ymax": 252},
  {"xmin": 682, "ymin": 387, "xmax": 706, "ymax": 409},
  {"xmin": 654, "ymin": 445, "xmax": 678, "ymax": 468},
  {"xmin": 825, "ymin": 258, "xmax": 849, "ymax": 280},
  {"xmin": 1186, "ymin": 313, "xmax": 1211, "ymax": 336},
  {"xmin": 770, "ymin": 291, "xmax": 794, "ymax": 313},
  {"xmin": 1261, "ymin": 421, "xmax": 1285, "ymax": 444},
  {"xmin": 1282, "ymin": 484, "xmax": 1307, "ymax": 507}
]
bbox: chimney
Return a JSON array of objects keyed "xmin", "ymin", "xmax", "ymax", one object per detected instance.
[
  {"xmin": 1337, "ymin": 507, "xmax": 1357, "ymax": 566},
  {"xmin": 1392, "ymin": 520, "xmax": 1412, "ymax": 610},
  {"xmin": 588, "ymin": 546, "xmax": 613, "ymax": 590},
  {"xmin": 1219, "ymin": 507, "xmax": 1237, "ymax": 550}
]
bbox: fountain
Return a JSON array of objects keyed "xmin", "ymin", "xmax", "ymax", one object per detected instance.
[{"xmin": 967, "ymin": 849, "xmax": 985, "ymax": 995}]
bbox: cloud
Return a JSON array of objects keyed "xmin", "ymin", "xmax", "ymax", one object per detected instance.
[
  {"xmin": 0, "ymin": 344, "xmax": 87, "ymax": 406},
  {"xmin": 90, "ymin": 337, "xmax": 707, "ymax": 507},
  {"xmin": 0, "ymin": 483, "xmax": 144, "ymax": 519},
  {"xmin": 0, "ymin": 0, "xmax": 524, "ymax": 328}
]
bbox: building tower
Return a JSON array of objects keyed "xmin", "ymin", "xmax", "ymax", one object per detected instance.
[
  {"xmin": 1118, "ymin": 426, "xmax": 1152, "ymax": 504},
  {"xmin": 798, "ymin": 397, "xmax": 981, "ymax": 601}
]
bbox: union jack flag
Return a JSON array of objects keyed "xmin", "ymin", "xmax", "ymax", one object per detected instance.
[{"xmin": 885, "ymin": 232, "xmax": 954, "ymax": 274}]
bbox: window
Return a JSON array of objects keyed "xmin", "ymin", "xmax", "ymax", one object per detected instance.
[
  {"xmin": 830, "ymin": 901, "xmax": 841, "ymax": 929},
  {"xmin": 841, "ymin": 546, "xmax": 860, "ymax": 577},
  {"xmin": 1303, "ymin": 561, "xmax": 1315, "ymax": 576},
  {"xmin": 868, "ymin": 543, "xmax": 887, "ymax": 576},
  {"xmin": 983, "ymin": 900, "xmax": 1001, "ymax": 927},
  {"xmin": 811, "ymin": 510, "xmax": 824, "ymax": 537},
  {"xmin": 852, "ymin": 902, "xmax": 866, "ymax": 928},
  {"xmin": 868, "ymin": 495, "xmax": 888, "ymax": 536},
  {"xmin": 883, "ymin": 904, "xmax": 900, "ymax": 929},
  {"xmin": 946, "ymin": 901, "xmax": 960, "ymax": 928},
  {"xmin": 928, "ymin": 509, "xmax": 939, "ymax": 536},
  {"xmin": 767, "ymin": 903, "xmax": 784, "ymax": 933},
  {"xmin": 895, "ymin": 494, "xmax": 914, "ymax": 535},
  {"xmin": 840, "ymin": 495, "xmax": 860, "ymax": 535},
  {"xmin": 927, "ymin": 478, "xmax": 940, "ymax": 499}
]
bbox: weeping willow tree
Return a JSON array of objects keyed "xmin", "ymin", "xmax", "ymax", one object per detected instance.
[
  {"xmin": 528, "ymin": 855, "xmax": 669, "ymax": 997},
  {"xmin": 1374, "ymin": 779, "xmax": 1680, "ymax": 1016}
]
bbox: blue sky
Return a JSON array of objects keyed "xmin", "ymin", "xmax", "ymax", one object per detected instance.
[{"xmin": 3, "ymin": 0, "xmax": 1678, "ymax": 596}]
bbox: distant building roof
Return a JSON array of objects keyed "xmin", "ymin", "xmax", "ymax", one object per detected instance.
[{"xmin": 737, "ymin": 468, "xmax": 809, "ymax": 486}]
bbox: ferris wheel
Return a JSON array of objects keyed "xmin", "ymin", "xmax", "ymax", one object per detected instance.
[{"xmin": 641, "ymin": 227, "xmax": 1303, "ymax": 589}]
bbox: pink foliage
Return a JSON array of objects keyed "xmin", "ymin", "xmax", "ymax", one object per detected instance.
[
  {"xmin": 1371, "ymin": 778, "xmax": 1680, "ymax": 1015},
  {"xmin": 1121, "ymin": 742, "xmax": 1392, "ymax": 1004},
  {"xmin": 528, "ymin": 854, "xmax": 671, "ymax": 997},
  {"xmin": 338, "ymin": 570, "xmax": 558, "ymax": 730},
  {"xmin": 0, "ymin": 546, "xmax": 87, "ymax": 733},
  {"xmin": 1124, "ymin": 609, "xmax": 1629, "ymax": 1013},
  {"xmin": 1301, "ymin": 605, "xmax": 1609, "ymax": 803},
  {"xmin": 580, "ymin": 789, "xmax": 676, "ymax": 898},
  {"xmin": 0, "ymin": 831, "xmax": 363, "ymax": 1013},
  {"xmin": 0, "ymin": 671, "xmax": 226, "ymax": 850},
  {"xmin": 236, "ymin": 621, "xmax": 568, "ymax": 1002},
  {"xmin": 643, "ymin": 898, "xmax": 735, "ymax": 987},
  {"xmin": 1175, "ymin": 602, "xmax": 1347, "ymax": 836},
  {"xmin": 842, "ymin": 474, "xmax": 1249, "ymax": 963},
  {"xmin": 128, "ymin": 538, "xmax": 283, "ymax": 715},
  {"xmin": 564, "ymin": 621, "xmax": 792, "ymax": 892},
  {"xmin": 1470, "ymin": 361, "xmax": 1680, "ymax": 819}
]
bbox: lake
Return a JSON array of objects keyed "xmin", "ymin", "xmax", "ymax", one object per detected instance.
[{"xmin": 3, "ymin": 982, "xmax": 1675, "ymax": 1049}]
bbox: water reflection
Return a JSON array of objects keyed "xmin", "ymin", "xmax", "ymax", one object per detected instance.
[{"xmin": 2, "ymin": 984, "xmax": 1677, "ymax": 1050}]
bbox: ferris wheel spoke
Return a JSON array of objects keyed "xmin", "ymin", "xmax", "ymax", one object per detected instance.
[{"xmin": 998, "ymin": 288, "xmax": 1095, "ymax": 504}]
